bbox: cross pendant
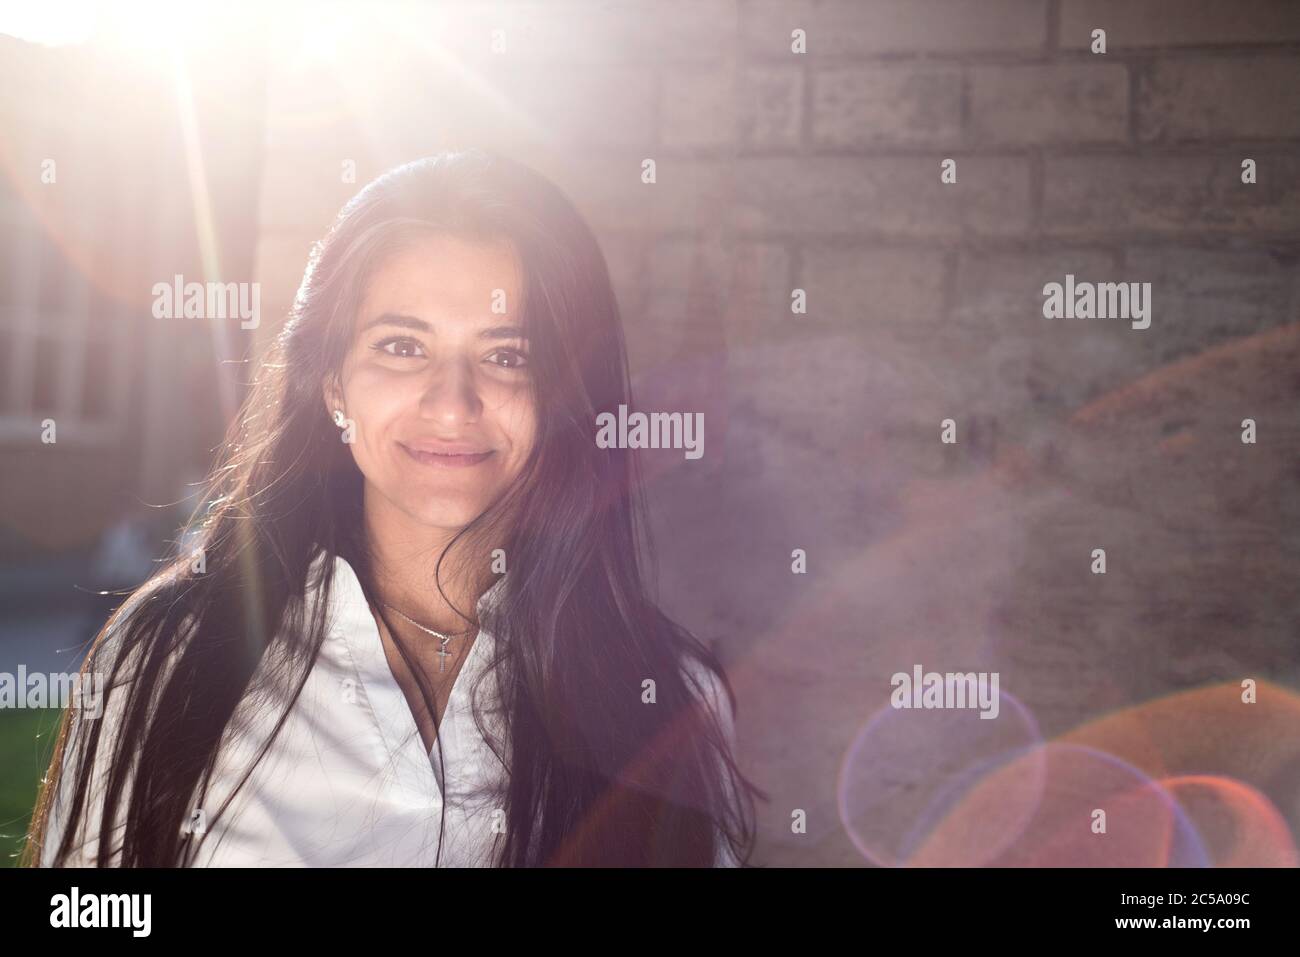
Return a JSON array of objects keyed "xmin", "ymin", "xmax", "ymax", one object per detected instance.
[{"xmin": 436, "ymin": 638, "xmax": 451, "ymax": 674}]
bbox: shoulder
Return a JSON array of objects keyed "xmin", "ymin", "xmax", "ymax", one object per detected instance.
[
  {"xmin": 39, "ymin": 596, "xmax": 197, "ymax": 867},
  {"xmin": 40, "ymin": 624, "xmax": 139, "ymax": 867}
]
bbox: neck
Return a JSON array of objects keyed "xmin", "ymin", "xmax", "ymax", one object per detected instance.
[{"xmin": 361, "ymin": 488, "xmax": 490, "ymax": 636}]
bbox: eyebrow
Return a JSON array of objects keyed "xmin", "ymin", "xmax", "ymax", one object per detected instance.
[{"xmin": 361, "ymin": 312, "xmax": 527, "ymax": 340}]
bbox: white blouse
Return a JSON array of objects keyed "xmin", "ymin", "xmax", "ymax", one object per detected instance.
[{"xmin": 42, "ymin": 552, "xmax": 740, "ymax": 867}]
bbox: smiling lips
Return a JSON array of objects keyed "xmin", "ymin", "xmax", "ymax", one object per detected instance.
[{"xmin": 399, "ymin": 441, "xmax": 495, "ymax": 468}]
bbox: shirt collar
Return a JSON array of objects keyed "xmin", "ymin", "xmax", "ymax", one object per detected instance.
[
  {"xmin": 311, "ymin": 547, "xmax": 509, "ymax": 768},
  {"xmin": 476, "ymin": 571, "xmax": 508, "ymax": 616},
  {"xmin": 308, "ymin": 548, "xmax": 507, "ymax": 621}
]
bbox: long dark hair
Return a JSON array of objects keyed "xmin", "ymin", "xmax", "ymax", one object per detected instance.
[{"xmin": 24, "ymin": 149, "xmax": 762, "ymax": 867}]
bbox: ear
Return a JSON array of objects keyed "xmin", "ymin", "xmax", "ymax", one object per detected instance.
[{"xmin": 322, "ymin": 372, "xmax": 344, "ymax": 420}]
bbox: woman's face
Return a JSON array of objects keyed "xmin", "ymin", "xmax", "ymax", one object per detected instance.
[{"xmin": 325, "ymin": 232, "xmax": 537, "ymax": 532}]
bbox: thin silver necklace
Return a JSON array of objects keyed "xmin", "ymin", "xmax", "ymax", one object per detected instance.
[{"xmin": 379, "ymin": 602, "xmax": 475, "ymax": 674}]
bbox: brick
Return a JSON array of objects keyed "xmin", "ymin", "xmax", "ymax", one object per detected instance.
[
  {"xmin": 951, "ymin": 248, "xmax": 1119, "ymax": 326},
  {"xmin": 732, "ymin": 242, "xmax": 796, "ymax": 327},
  {"xmin": 744, "ymin": 0, "xmax": 1048, "ymax": 57},
  {"xmin": 622, "ymin": 302, "xmax": 688, "ymax": 378},
  {"xmin": 739, "ymin": 64, "xmax": 803, "ymax": 150},
  {"xmin": 813, "ymin": 320, "xmax": 1027, "ymax": 468},
  {"xmin": 946, "ymin": 244, "xmax": 1296, "ymax": 436},
  {"xmin": 1138, "ymin": 57, "xmax": 1300, "ymax": 143},
  {"xmin": 1123, "ymin": 245, "xmax": 1297, "ymax": 359},
  {"xmin": 721, "ymin": 331, "xmax": 903, "ymax": 460},
  {"xmin": 969, "ymin": 63, "xmax": 1129, "ymax": 147},
  {"xmin": 1060, "ymin": 0, "xmax": 1300, "ymax": 48},
  {"xmin": 951, "ymin": 328, "xmax": 1131, "ymax": 433},
  {"xmin": 950, "ymin": 247, "xmax": 1150, "ymax": 417},
  {"xmin": 734, "ymin": 156, "xmax": 1032, "ymax": 239},
  {"xmin": 661, "ymin": 66, "xmax": 736, "ymax": 150},
  {"xmin": 1043, "ymin": 155, "xmax": 1300, "ymax": 237},
  {"xmin": 494, "ymin": 67, "xmax": 657, "ymax": 149},
  {"xmin": 812, "ymin": 65, "xmax": 962, "ymax": 149},
  {"xmin": 626, "ymin": 237, "xmax": 719, "ymax": 372},
  {"xmin": 594, "ymin": 231, "xmax": 648, "ymax": 320},
  {"xmin": 724, "ymin": 246, "xmax": 1113, "ymax": 454},
  {"xmin": 549, "ymin": 156, "xmax": 736, "ymax": 233},
  {"xmin": 645, "ymin": 238, "xmax": 791, "ymax": 328},
  {"xmin": 800, "ymin": 245, "xmax": 948, "ymax": 329}
]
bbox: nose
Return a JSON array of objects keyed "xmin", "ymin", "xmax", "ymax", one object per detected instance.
[{"xmin": 416, "ymin": 353, "xmax": 482, "ymax": 428}]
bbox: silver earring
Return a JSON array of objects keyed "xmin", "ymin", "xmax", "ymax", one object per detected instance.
[{"xmin": 332, "ymin": 409, "xmax": 347, "ymax": 428}]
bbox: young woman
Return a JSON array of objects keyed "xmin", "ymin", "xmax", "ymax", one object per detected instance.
[{"xmin": 25, "ymin": 149, "xmax": 761, "ymax": 867}]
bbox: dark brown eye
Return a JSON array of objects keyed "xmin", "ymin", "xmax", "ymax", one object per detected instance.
[
  {"xmin": 373, "ymin": 337, "xmax": 425, "ymax": 359},
  {"xmin": 488, "ymin": 348, "xmax": 529, "ymax": 370}
]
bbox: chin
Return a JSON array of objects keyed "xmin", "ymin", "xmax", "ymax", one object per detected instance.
[{"xmin": 401, "ymin": 497, "xmax": 487, "ymax": 531}]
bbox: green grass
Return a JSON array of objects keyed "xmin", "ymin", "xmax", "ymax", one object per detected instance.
[{"xmin": 0, "ymin": 709, "xmax": 65, "ymax": 867}]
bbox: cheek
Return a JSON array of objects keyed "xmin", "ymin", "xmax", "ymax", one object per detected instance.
[
  {"xmin": 499, "ymin": 395, "xmax": 539, "ymax": 461},
  {"xmin": 342, "ymin": 368, "xmax": 412, "ymax": 451}
]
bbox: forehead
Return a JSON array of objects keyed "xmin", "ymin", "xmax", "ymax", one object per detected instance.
[{"xmin": 356, "ymin": 233, "xmax": 523, "ymax": 329}]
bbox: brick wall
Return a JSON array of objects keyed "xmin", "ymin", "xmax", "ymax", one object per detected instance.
[{"xmin": 253, "ymin": 1, "xmax": 1300, "ymax": 866}]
